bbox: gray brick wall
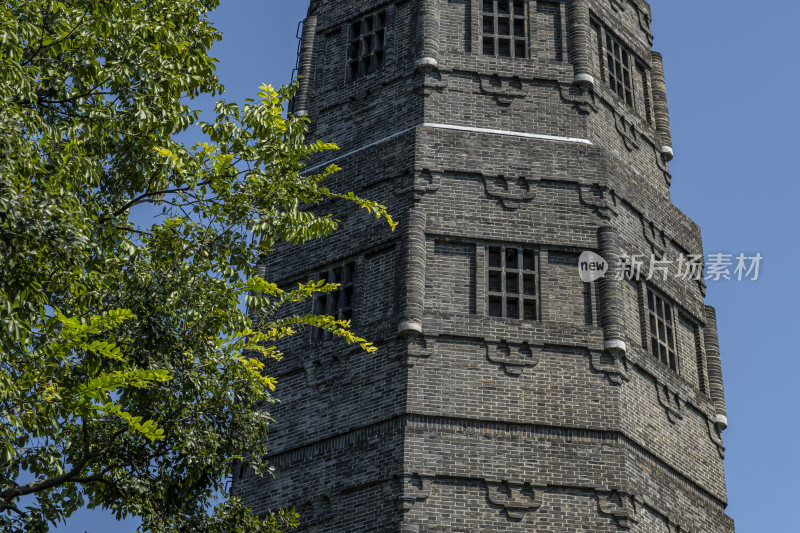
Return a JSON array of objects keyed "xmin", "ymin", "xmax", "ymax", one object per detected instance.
[{"xmin": 232, "ymin": 1, "xmax": 735, "ymax": 531}]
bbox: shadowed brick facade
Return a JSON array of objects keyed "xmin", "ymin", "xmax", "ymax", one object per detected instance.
[{"xmin": 232, "ymin": 1, "xmax": 735, "ymax": 531}]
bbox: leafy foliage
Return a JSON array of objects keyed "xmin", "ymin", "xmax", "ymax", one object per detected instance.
[{"xmin": 0, "ymin": 1, "xmax": 393, "ymax": 531}]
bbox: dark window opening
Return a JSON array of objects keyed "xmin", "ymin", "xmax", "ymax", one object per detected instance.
[
  {"xmin": 347, "ymin": 11, "xmax": 386, "ymax": 82},
  {"xmin": 637, "ymin": 62, "xmax": 652, "ymax": 123},
  {"xmin": 583, "ymin": 282, "xmax": 594, "ymax": 325},
  {"xmin": 482, "ymin": 0, "xmax": 527, "ymax": 58},
  {"xmin": 312, "ymin": 262, "xmax": 356, "ymax": 342},
  {"xmin": 606, "ymin": 32, "xmax": 633, "ymax": 106},
  {"xmin": 647, "ymin": 288, "xmax": 678, "ymax": 371},
  {"xmin": 592, "ymin": 21, "xmax": 604, "ymax": 80},
  {"xmin": 487, "ymin": 246, "xmax": 539, "ymax": 320},
  {"xmin": 694, "ymin": 327, "xmax": 708, "ymax": 394}
]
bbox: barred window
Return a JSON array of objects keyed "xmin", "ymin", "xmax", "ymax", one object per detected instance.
[
  {"xmin": 606, "ymin": 32, "xmax": 633, "ymax": 106},
  {"xmin": 312, "ymin": 262, "xmax": 356, "ymax": 342},
  {"xmin": 482, "ymin": 0, "xmax": 527, "ymax": 58},
  {"xmin": 647, "ymin": 288, "xmax": 678, "ymax": 371},
  {"xmin": 487, "ymin": 246, "xmax": 539, "ymax": 320},
  {"xmin": 347, "ymin": 11, "xmax": 386, "ymax": 82}
]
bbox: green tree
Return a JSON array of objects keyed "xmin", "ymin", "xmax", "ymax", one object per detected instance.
[{"xmin": 0, "ymin": 1, "xmax": 393, "ymax": 531}]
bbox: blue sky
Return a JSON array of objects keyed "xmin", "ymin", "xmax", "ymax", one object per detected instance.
[{"xmin": 54, "ymin": 1, "xmax": 797, "ymax": 531}]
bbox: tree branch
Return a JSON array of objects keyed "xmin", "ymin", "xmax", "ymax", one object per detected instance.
[
  {"xmin": 22, "ymin": 12, "xmax": 93, "ymax": 67},
  {"xmin": 0, "ymin": 501, "xmax": 27, "ymax": 517},
  {"xmin": 102, "ymin": 181, "xmax": 213, "ymax": 222},
  {"xmin": 72, "ymin": 475, "xmax": 127, "ymax": 498},
  {"xmin": 38, "ymin": 90, "xmax": 116, "ymax": 105},
  {"xmin": 0, "ymin": 427, "xmax": 127, "ymax": 504}
]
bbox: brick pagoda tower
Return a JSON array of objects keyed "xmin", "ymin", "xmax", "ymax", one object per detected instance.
[{"xmin": 232, "ymin": 1, "xmax": 735, "ymax": 531}]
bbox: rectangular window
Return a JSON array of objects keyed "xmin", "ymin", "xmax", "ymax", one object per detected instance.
[
  {"xmin": 312, "ymin": 262, "xmax": 356, "ymax": 342},
  {"xmin": 647, "ymin": 288, "xmax": 678, "ymax": 371},
  {"xmin": 637, "ymin": 62, "xmax": 652, "ymax": 123},
  {"xmin": 482, "ymin": 0, "xmax": 527, "ymax": 58},
  {"xmin": 693, "ymin": 326, "xmax": 708, "ymax": 394},
  {"xmin": 347, "ymin": 11, "xmax": 386, "ymax": 82},
  {"xmin": 592, "ymin": 21, "xmax": 604, "ymax": 80},
  {"xmin": 487, "ymin": 246, "xmax": 539, "ymax": 320},
  {"xmin": 606, "ymin": 32, "xmax": 633, "ymax": 106}
]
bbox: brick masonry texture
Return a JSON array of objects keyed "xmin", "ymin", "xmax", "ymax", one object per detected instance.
[{"xmin": 232, "ymin": 1, "xmax": 735, "ymax": 531}]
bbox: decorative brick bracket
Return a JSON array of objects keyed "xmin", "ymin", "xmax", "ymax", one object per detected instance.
[
  {"xmin": 637, "ymin": 11, "xmax": 654, "ymax": 45},
  {"xmin": 479, "ymin": 75, "xmax": 530, "ymax": 106},
  {"xmin": 608, "ymin": 0, "xmax": 626, "ymax": 12},
  {"xmin": 640, "ymin": 214, "xmax": 705, "ymax": 295},
  {"xmin": 614, "ymin": 113, "xmax": 641, "ymax": 151},
  {"xmin": 641, "ymin": 216, "xmax": 667, "ymax": 257},
  {"xmin": 596, "ymin": 490, "xmax": 638, "ymax": 529},
  {"xmin": 397, "ymin": 168, "xmax": 441, "ymax": 200},
  {"xmin": 486, "ymin": 341, "xmax": 540, "ymax": 376},
  {"xmin": 579, "ymin": 183, "xmax": 618, "ymax": 220},
  {"xmin": 589, "ymin": 350, "xmax": 629, "ymax": 385},
  {"xmin": 558, "ymin": 82, "xmax": 598, "ymax": 115},
  {"xmin": 485, "ymin": 481, "xmax": 543, "ymax": 520},
  {"xmin": 668, "ymin": 520, "xmax": 691, "ymax": 533},
  {"xmin": 656, "ymin": 383, "xmax": 684, "ymax": 423},
  {"xmin": 654, "ymin": 147, "xmax": 673, "ymax": 187},
  {"xmin": 706, "ymin": 417, "xmax": 726, "ymax": 459},
  {"xmin": 304, "ymin": 352, "xmax": 351, "ymax": 392},
  {"xmin": 421, "ymin": 70, "xmax": 448, "ymax": 96},
  {"xmin": 407, "ymin": 335, "xmax": 437, "ymax": 367},
  {"xmin": 482, "ymin": 175, "xmax": 538, "ymax": 209},
  {"xmin": 299, "ymin": 495, "xmax": 335, "ymax": 527},
  {"xmin": 345, "ymin": 88, "xmax": 380, "ymax": 124},
  {"xmin": 384, "ymin": 473, "xmax": 433, "ymax": 512}
]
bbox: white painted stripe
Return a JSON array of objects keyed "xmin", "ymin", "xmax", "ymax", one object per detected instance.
[
  {"xmin": 418, "ymin": 122, "xmax": 594, "ymax": 146},
  {"xmin": 304, "ymin": 123, "xmax": 592, "ymax": 173}
]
